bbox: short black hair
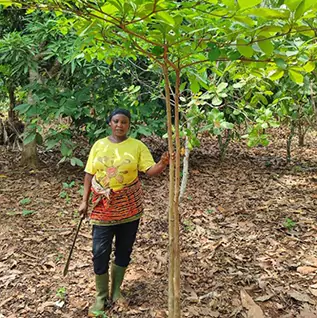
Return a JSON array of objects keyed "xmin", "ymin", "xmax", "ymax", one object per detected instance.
[{"xmin": 107, "ymin": 109, "xmax": 131, "ymax": 124}]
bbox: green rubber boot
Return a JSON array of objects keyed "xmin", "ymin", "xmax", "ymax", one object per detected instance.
[
  {"xmin": 110, "ymin": 264, "xmax": 127, "ymax": 303},
  {"xmin": 88, "ymin": 272, "xmax": 109, "ymax": 317}
]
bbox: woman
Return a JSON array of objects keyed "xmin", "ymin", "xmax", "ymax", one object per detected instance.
[{"xmin": 78, "ymin": 109, "xmax": 170, "ymax": 317}]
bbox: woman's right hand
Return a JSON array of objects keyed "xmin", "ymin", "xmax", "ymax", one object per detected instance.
[{"xmin": 78, "ymin": 201, "xmax": 88, "ymax": 218}]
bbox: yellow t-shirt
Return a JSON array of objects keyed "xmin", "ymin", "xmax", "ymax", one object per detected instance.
[{"xmin": 85, "ymin": 137, "xmax": 155, "ymax": 191}]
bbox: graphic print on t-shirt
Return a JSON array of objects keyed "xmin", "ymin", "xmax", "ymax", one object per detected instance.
[{"xmin": 96, "ymin": 155, "xmax": 131, "ymax": 187}]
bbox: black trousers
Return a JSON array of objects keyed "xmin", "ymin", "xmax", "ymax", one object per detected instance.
[{"xmin": 92, "ymin": 219, "xmax": 140, "ymax": 275}]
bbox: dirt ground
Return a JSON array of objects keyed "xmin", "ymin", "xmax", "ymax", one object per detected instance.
[{"xmin": 1, "ymin": 130, "xmax": 317, "ymax": 318}]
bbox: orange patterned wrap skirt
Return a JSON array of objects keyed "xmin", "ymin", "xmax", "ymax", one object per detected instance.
[{"xmin": 90, "ymin": 178, "xmax": 144, "ymax": 225}]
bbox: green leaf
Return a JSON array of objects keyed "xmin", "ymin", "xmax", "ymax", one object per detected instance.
[
  {"xmin": 289, "ymin": 69, "xmax": 304, "ymax": 84},
  {"xmin": 228, "ymin": 51, "xmax": 241, "ymax": 60},
  {"xmin": 190, "ymin": 79, "xmax": 200, "ymax": 94},
  {"xmin": 258, "ymin": 38, "xmax": 274, "ymax": 56},
  {"xmin": 303, "ymin": 61, "xmax": 315, "ymax": 73},
  {"xmin": 238, "ymin": 0, "xmax": 261, "ymax": 9},
  {"xmin": 136, "ymin": 126, "xmax": 152, "ymax": 136},
  {"xmin": 61, "ymin": 142, "xmax": 72, "ymax": 157},
  {"xmin": 295, "ymin": 26, "xmax": 315, "ymax": 37},
  {"xmin": 237, "ymin": 38, "xmax": 254, "ymax": 58},
  {"xmin": 35, "ymin": 133, "xmax": 43, "ymax": 145},
  {"xmin": 212, "ymin": 96, "xmax": 222, "ymax": 106},
  {"xmin": 247, "ymin": 8, "xmax": 290, "ymax": 19},
  {"xmin": 285, "ymin": 0, "xmax": 303, "ymax": 10},
  {"xmin": 156, "ymin": 12, "xmax": 175, "ymax": 26},
  {"xmin": 20, "ymin": 198, "xmax": 31, "ymax": 205},
  {"xmin": 152, "ymin": 46, "xmax": 164, "ymax": 56},
  {"xmin": 261, "ymin": 123, "xmax": 269, "ymax": 129},
  {"xmin": 295, "ymin": 0, "xmax": 305, "ymax": 20},
  {"xmin": 46, "ymin": 139, "xmax": 60, "ymax": 150},
  {"xmin": 233, "ymin": 82, "xmax": 245, "ymax": 89},
  {"xmin": 274, "ymin": 58, "xmax": 287, "ymax": 70},
  {"xmin": 179, "ymin": 82, "xmax": 187, "ymax": 92},
  {"xmin": 129, "ymin": 85, "xmax": 141, "ymax": 94},
  {"xmin": 213, "ymin": 127, "xmax": 221, "ymax": 135},
  {"xmin": 22, "ymin": 210, "xmax": 36, "ymax": 216},
  {"xmin": 70, "ymin": 157, "xmax": 84, "ymax": 167},
  {"xmin": 217, "ymin": 83, "xmax": 228, "ymax": 92},
  {"xmin": 208, "ymin": 43, "xmax": 221, "ymax": 61},
  {"xmin": 24, "ymin": 132, "xmax": 36, "ymax": 145},
  {"xmin": 258, "ymin": 26, "xmax": 283, "ymax": 35},
  {"xmin": 14, "ymin": 104, "xmax": 30, "ymax": 114},
  {"xmin": 101, "ymin": 3, "xmax": 120, "ymax": 15},
  {"xmin": 0, "ymin": 0, "xmax": 14, "ymax": 7},
  {"xmin": 304, "ymin": 0, "xmax": 316, "ymax": 9},
  {"xmin": 269, "ymin": 69, "xmax": 284, "ymax": 81},
  {"xmin": 234, "ymin": 15, "xmax": 255, "ymax": 26},
  {"xmin": 220, "ymin": 122, "xmax": 234, "ymax": 129}
]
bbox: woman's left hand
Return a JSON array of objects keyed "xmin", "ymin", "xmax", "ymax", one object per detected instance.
[{"xmin": 160, "ymin": 152, "xmax": 175, "ymax": 166}]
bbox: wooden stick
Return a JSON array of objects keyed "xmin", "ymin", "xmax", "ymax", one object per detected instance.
[{"xmin": 63, "ymin": 215, "xmax": 85, "ymax": 276}]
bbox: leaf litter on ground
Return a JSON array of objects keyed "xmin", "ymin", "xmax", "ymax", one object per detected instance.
[{"xmin": 1, "ymin": 130, "xmax": 317, "ymax": 317}]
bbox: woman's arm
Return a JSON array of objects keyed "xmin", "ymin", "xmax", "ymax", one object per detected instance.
[
  {"xmin": 146, "ymin": 152, "xmax": 170, "ymax": 177},
  {"xmin": 78, "ymin": 172, "xmax": 93, "ymax": 217}
]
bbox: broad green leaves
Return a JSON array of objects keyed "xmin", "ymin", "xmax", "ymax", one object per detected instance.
[
  {"xmin": 1, "ymin": 0, "xmax": 317, "ymax": 165},
  {"xmin": 269, "ymin": 69, "xmax": 284, "ymax": 81},
  {"xmin": 190, "ymin": 79, "xmax": 200, "ymax": 94},
  {"xmin": 246, "ymin": 8, "xmax": 290, "ymax": 19},
  {"xmin": 237, "ymin": 38, "xmax": 254, "ymax": 58},
  {"xmin": 238, "ymin": 0, "xmax": 261, "ymax": 10},
  {"xmin": 152, "ymin": 46, "xmax": 164, "ymax": 56},
  {"xmin": 289, "ymin": 68, "xmax": 304, "ymax": 84},
  {"xmin": 208, "ymin": 43, "xmax": 221, "ymax": 62},
  {"xmin": 258, "ymin": 38, "xmax": 274, "ymax": 56},
  {"xmin": 284, "ymin": 0, "xmax": 303, "ymax": 11},
  {"xmin": 156, "ymin": 12, "xmax": 175, "ymax": 26},
  {"xmin": 303, "ymin": 61, "xmax": 315, "ymax": 73},
  {"xmin": 275, "ymin": 58, "xmax": 287, "ymax": 70},
  {"xmin": 0, "ymin": 0, "xmax": 14, "ymax": 7}
]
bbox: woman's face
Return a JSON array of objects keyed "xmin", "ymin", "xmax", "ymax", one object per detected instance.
[{"xmin": 109, "ymin": 114, "xmax": 130, "ymax": 137}]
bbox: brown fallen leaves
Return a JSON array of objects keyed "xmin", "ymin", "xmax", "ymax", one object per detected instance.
[
  {"xmin": 240, "ymin": 289, "xmax": 264, "ymax": 318},
  {"xmin": 297, "ymin": 266, "xmax": 317, "ymax": 275},
  {"xmin": 2, "ymin": 130, "xmax": 317, "ymax": 317}
]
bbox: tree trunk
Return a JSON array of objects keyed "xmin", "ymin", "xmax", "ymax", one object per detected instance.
[
  {"xmin": 173, "ymin": 68, "xmax": 181, "ymax": 318},
  {"xmin": 298, "ymin": 122, "xmax": 305, "ymax": 147},
  {"xmin": 21, "ymin": 68, "xmax": 39, "ymax": 167},
  {"xmin": 179, "ymin": 122, "xmax": 191, "ymax": 202},
  {"xmin": 287, "ymin": 124, "xmax": 295, "ymax": 163},
  {"xmin": 298, "ymin": 134, "xmax": 305, "ymax": 147},
  {"xmin": 21, "ymin": 140, "xmax": 38, "ymax": 167},
  {"xmin": 8, "ymin": 86, "xmax": 17, "ymax": 122},
  {"xmin": 311, "ymin": 81, "xmax": 316, "ymax": 125},
  {"xmin": 218, "ymin": 130, "xmax": 231, "ymax": 161},
  {"xmin": 163, "ymin": 62, "xmax": 176, "ymax": 318}
]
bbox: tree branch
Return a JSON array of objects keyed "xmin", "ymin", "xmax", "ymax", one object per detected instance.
[{"xmin": 84, "ymin": 1, "xmax": 121, "ymax": 24}]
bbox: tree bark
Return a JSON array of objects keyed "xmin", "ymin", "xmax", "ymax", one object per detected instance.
[
  {"xmin": 173, "ymin": 68, "xmax": 181, "ymax": 318},
  {"xmin": 179, "ymin": 121, "xmax": 191, "ymax": 202},
  {"xmin": 311, "ymin": 81, "xmax": 316, "ymax": 124},
  {"xmin": 21, "ymin": 139, "xmax": 38, "ymax": 167},
  {"xmin": 21, "ymin": 68, "xmax": 39, "ymax": 168},
  {"xmin": 298, "ymin": 122, "xmax": 305, "ymax": 147},
  {"xmin": 218, "ymin": 130, "xmax": 231, "ymax": 161},
  {"xmin": 163, "ymin": 62, "xmax": 175, "ymax": 318},
  {"xmin": 287, "ymin": 123, "xmax": 295, "ymax": 163},
  {"xmin": 8, "ymin": 86, "xmax": 17, "ymax": 122}
]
